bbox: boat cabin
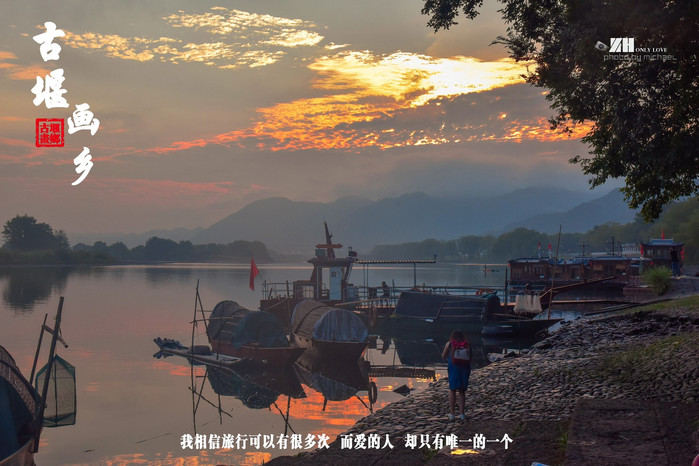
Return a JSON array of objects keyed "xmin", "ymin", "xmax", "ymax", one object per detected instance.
[
  {"xmin": 292, "ymin": 247, "xmax": 357, "ymax": 304},
  {"xmin": 641, "ymin": 238, "xmax": 684, "ymax": 268},
  {"xmin": 508, "ymin": 255, "xmax": 641, "ymax": 285}
]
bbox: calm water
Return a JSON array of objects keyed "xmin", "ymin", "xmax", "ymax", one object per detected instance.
[{"xmin": 1, "ymin": 262, "xmax": 522, "ymax": 465}]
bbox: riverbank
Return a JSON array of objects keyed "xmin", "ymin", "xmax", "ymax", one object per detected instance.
[{"xmin": 269, "ymin": 294, "xmax": 699, "ymax": 465}]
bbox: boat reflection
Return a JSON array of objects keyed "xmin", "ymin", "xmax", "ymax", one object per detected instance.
[
  {"xmin": 207, "ymin": 364, "xmax": 306, "ymax": 408},
  {"xmin": 160, "ymin": 328, "xmax": 543, "ymax": 437},
  {"xmin": 294, "ymin": 353, "xmax": 377, "ymax": 412}
]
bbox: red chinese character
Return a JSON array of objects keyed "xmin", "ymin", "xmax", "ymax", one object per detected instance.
[{"xmin": 36, "ymin": 118, "xmax": 64, "ymax": 147}]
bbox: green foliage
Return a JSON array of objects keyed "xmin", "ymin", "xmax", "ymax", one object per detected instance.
[
  {"xmin": 368, "ymin": 197, "xmax": 699, "ymax": 264},
  {"xmin": 73, "ymin": 236, "xmax": 273, "ymax": 263},
  {"xmin": 421, "ymin": 0, "xmax": 699, "ymax": 221},
  {"xmin": 491, "ymin": 228, "xmax": 542, "ymax": 261},
  {"xmin": 2, "ymin": 215, "xmax": 69, "ymax": 251},
  {"xmin": 642, "ymin": 267, "xmax": 672, "ymax": 295}
]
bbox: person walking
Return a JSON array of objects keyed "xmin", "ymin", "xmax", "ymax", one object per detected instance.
[{"xmin": 442, "ymin": 329, "xmax": 471, "ymax": 420}]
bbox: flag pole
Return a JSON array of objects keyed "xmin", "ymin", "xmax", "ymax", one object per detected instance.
[{"xmin": 548, "ymin": 226, "xmax": 562, "ymax": 319}]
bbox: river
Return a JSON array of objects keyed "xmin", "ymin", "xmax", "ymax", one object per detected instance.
[{"xmin": 1, "ymin": 262, "xmax": 538, "ymax": 465}]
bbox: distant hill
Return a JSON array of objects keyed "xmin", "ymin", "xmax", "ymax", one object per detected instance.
[
  {"xmin": 502, "ymin": 189, "xmax": 637, "ymax": 233},
  {"xmin": 190, "ymin": 187, "xmax": 613, "ymax": 252},
  {"xmin": 68, "ymin": 187, "xmax": 635, "ymax": 253}
]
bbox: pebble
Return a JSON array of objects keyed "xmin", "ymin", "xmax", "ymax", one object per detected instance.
[{"xmin": 342, "ymin": 308, "xmax": 699, "ymax": 438}]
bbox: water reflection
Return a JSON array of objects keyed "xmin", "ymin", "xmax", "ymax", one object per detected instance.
[
  {"xmin": 207, "ymin": 364, "xmax": 306, "ymax": 407},
  {"xmin": 0, "ymin": 267, "xmax": 71, "ymax": 312},
  {"xmin": 1, "ymin": 264, "xmax": 552, "ymax": 464},
  {"xmin": 294, "ymin": 354, "xmax": 373, "ymax": 405},
  {"xmin": 166, "ymin": 329, "xmax": 543, "ymax": 437}
]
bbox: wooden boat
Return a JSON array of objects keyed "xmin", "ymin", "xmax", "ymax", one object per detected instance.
[
  {"xmin": 391, "ymin": 290, "xmax": 560, "ymax": 336},
  {"xmin": 2, "ymin": 297, "xmax": 75, "ymax": 466},
  {"xmin": 206, "ymin": 300, "xmax": 305, "ymax": 367},
  {"xmin": 0, "ymin": 346, "xmax": 40, "ymax": 466},
  {"xmin": 153, "ymin": 338, "xmax": 245, "ymax": 370},
  {"xmin": 290, "ymin": 299, "xmax": 369, "ymax": 362},
  {"xmin": 481, "ymin": 315, "xmax": 562, "ymax": 336}
]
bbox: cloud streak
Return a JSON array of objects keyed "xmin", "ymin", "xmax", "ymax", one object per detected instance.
[
  {"xmin": 0, "ymin": 50, "xmax": 50, "ymax": 80},
  {"xmin": 61, "ymin": 7, "xmax": 324, "ymax": 69},
  {"xmin": 151, "ymin": 52, "xmax": 586, "ymax": 153}
]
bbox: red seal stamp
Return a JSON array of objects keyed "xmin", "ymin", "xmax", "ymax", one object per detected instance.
[{"xmin": 36, "ymin": 118, "xmax": 64, "ymax": 147}]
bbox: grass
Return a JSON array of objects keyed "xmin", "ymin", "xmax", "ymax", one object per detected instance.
[
  {"xmin": 422, "ymin": 447, "xmax": 439, "ymax": 462},
  {"xmin": 633, "ymin": 295, "xmax": 699, "ymax": 312},
  {"xmin": 612, "ymin": 295, "xmax": 699, "ymax": 317},
  {"xmin": 642, "ymin": 266, "xmax": 673, "ymax": 295},
  {"xmin": 596, "ymin": 332, "xmax": 698, "ymax": 385},
  {"xmin": 556, "ymin": 428, "xmax": 569, "ymax": 453}
]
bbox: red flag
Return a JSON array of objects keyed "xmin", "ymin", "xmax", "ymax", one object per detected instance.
[
  {"xmin": 249, "ymin": 258, "xmax": 259, "ymax": 290},
  {"xmin": 661, "ymin": 230, "xmax": 665, "ymax": 240},
  {"xmin": 548, "ymin": 243, "xmax": 552, "ymax": 250},
  {"xmin": 537, "ymin": 241, "xmax": 541, "ymax": 250}
]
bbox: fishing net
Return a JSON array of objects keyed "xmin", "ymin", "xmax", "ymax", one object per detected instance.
[{"xmin": 35, "ymin": 355, "xmax": 76, "ymax": 427}]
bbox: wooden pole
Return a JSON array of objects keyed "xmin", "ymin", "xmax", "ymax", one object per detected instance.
[
  {"xmin": 191, "ymin": 281, "xmax": 198, "ymax": 434},
  {"xmin": 548, "ymin": 226, "xmax": 562, "ymax": 319},
  {"xmin": 35, "ymin": 297, "xmax": 64, "ymax": 451},
  {"xmin": 504, "ymin": 267, "xmax": 509, "ymax": 307},
  {"xmin": 30, "ymin": 313, "xmax": 48, "ymax": 383}
]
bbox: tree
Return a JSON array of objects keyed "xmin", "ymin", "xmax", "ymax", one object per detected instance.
[
  {"xmin": 422, "ymin": 0, "xmax": 698, "ymax": 220},
  {"xmin": 1, "ymin": 215, "xmax": 69, "ymax": 251}
]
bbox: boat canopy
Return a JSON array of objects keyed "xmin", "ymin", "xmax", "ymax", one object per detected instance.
[
  {"xmin": 207, "ymin": 301, "xmax": 289, "ymax": 349},
  {"xmin": 291, "ymin": 299, "xmax": 368, "ymax": 343}
]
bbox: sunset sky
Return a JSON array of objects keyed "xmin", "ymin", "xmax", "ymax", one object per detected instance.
[{"xmin": 0, "ymin": 0, "xmax": 610, "ymax": 238}]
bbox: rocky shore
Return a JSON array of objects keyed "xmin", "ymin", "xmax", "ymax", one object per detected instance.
[{"xmin": 269, "ymin": 295, "xmax": 699, "ymax": 465}]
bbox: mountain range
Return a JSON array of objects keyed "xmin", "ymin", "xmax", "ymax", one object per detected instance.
[{"xmin": 69, "ymin": 187, "xmax": 636, "ymax": 252}]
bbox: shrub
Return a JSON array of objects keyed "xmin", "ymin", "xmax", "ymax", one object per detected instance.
[{"xmin": 642, "ymin": 267, "xmax": 673, "ymax": 295}]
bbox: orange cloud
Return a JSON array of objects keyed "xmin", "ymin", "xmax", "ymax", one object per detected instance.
[
  {"xmin": 0, "ymin": 50, "xmax": 50, "ymax": 80},
  {"xmin": 151, "ymin": 51, "xmax": 584, "ymax": 153}
]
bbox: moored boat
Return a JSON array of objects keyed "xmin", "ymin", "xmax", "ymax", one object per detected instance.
[
  {"xmin": 290, "ymin": 299, "xmax": 369, "ymax": 362},
  {"xmin": 0, "ymin": 347, "xmax": 40, "ymax": 466},
  {"xmin": 206, "ymin": 300, "xmax": 305, "ymax": 367},
  {"xmin": 391, "ymin": 290, "xmax": 560, "ymax": 336},
  {"xmin": 1, "ymin": 297, "xmax": 75, "ymax": 466}
]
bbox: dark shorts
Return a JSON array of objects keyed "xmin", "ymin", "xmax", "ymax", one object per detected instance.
[{"xmin": 448, "ymin": 361, "xmax": 471, "ymax": 391}]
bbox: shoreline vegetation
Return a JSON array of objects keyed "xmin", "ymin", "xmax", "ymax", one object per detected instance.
[
  {"xmin": 1, "ymin": 196, "xmax": 696, "ymax": 265},
  {"xmin": 269, "ymin": 293, "xmax": 699, "ymax": 465}
]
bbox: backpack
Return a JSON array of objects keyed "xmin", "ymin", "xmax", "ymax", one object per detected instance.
[{"xmin": 450, "ymin": 339, "xmax": 471, "ymax": 366}]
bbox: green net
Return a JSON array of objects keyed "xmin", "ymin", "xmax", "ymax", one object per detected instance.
[{"xmin": 35, "ymin": 355, "xmax": 76, "ymax": 427}]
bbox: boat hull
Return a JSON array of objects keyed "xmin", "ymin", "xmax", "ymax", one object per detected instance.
[
  {"xmin": 387, "ymin": 291, "xmax": 558, "ymax": 337},
  {"xmin": 291, "ymin": 335, "xmax": 368, "ymax": 362},
  {"xmin": 481, "ymin": 318, "xmax": 562, "ymax": 336},
  {"xmin": 0, "ymin": 438, "xmax": 35, "ymax": 466},
  {"xmin": 209, "ymin": 341, "xmax": 305, "ymax": 367}
]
